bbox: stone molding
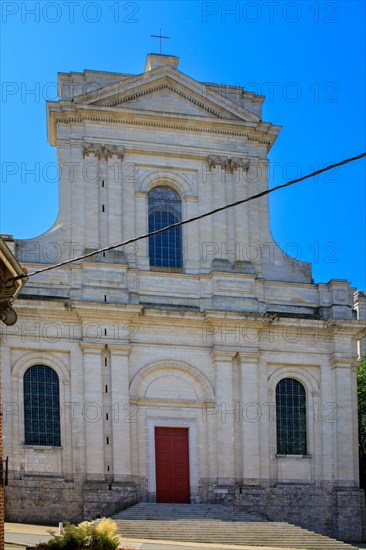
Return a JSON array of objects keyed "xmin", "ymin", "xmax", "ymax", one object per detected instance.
[
  {"xmin": 267, "ymin": 365, "xmax": 319, "ymax": 394},
  {"xmin": 105, "ymin": 81, "xmax": 228, "ymax": 119},
  {"xmin": 210, "ymin": 347, "xmax": 237, "ymax": 361},
  {"xmin": 81, "ymin": 142, "xmax": 125, "ymax": 160},
  {"xmin": 130, "ymin": 360, "xmax": 215, "ymax": 401},
  {"xmin": 79, "ymin": 341, "xmax": 106, "ymax": 353},
  {"xmin": 207, "ymin": 155, "xmax": 250, "ymax": 173},
  {"xmin": 50, "ymin": 114, "xmax": 273, "ymax": 147},
  {"xmin": 136, "ymin": 169, "xmax": 194, "ymax": 196},
  {"xmin": 11, "ymin": 352, "xmax": 70, "ymax": 382},
  {"xmin": 108, "ymin": 344, "xmax": 131, "ymax": 356},
  {"xmin": 329, "ymin": 353, "xmax": 359, "ymax": 370}
]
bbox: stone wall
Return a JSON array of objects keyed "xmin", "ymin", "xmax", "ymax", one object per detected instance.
[
  {"xmin": 5, "ymin": 478, "xmax": 84, "ymax": 524},
  {"xmin": 5, "ymin": 479, "xmax": 139, "ymax": 525},
  {"xmin": 199, "ymin": 480, "xmax": 365, "ymax": 542},
  {"xmin": 83, "ymin": 481, "xmax": 140, "ymax": 519}
]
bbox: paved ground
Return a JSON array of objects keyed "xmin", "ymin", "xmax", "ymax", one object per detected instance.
[{"xmin": 4, "ymin": 522, "xmax": 366, "ymax": 550}]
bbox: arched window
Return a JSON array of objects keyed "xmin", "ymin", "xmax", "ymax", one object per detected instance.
[
  {"xmin": 24, "ymin": 365, "xmax": 61, "ymax": 446},
  {"xmin": 276, "ymin": 377, "xmax": 306, "ymax": 455},
  {"xmin": 148, "ymin": 186, "xmax": 182, "ymax": 268}
]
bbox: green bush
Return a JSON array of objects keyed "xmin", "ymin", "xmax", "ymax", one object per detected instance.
[{"xmin": 37, "ymin": 518, "xmax": 120, "ymax": 550}]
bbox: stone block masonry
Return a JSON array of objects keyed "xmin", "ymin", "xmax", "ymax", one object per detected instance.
[
  {"xmin": 5, "ymin": 479, "xmax": 139, "ymax": 524},
  {"xmin": 199, "ymin": 480, "xmax": 365, "ymax": 542}
]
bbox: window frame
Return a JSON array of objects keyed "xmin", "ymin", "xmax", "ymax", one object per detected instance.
[
  {"xmin": 23, "ymin": 364, "xmax": 61, "ymax": 447},
  {"xmin": 275, "ymin": 377, "xmax": 307, "ymax": 456},
  {"xmin": 148, "ymin": 186, "xmax": 183, "ymax": 270}
]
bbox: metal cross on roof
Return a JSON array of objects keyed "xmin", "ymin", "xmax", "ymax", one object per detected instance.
[{"xmin": 150, "ymin": 28, "xmax": 170, "ymax": 54}]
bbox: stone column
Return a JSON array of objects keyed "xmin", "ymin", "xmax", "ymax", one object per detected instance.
[
  {"xmin": 110, "ymin": 345, "xmax": 131, "ymax": 480},
  {"xmin": 211, "ymin": 348, "xmax": 235, "ymax": 481},
  {"xmin": 238, "ymin": 351, "xmax": 260, "ymax": 482},
  {"xmin": 81, "ymin": 343, "xmax": 104, "ymax": 480}
]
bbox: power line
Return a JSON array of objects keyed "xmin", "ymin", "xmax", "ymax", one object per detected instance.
[{"xmin": 7, "ymin": 151, "xmax": 366, "ymax": 283}]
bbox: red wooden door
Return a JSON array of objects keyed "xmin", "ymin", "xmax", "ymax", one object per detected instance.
[{"xmin": 155, "ymin": 427, "xmax": 190, "ymax": 503}]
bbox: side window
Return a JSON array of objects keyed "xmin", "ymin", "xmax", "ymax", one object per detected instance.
[
  {"xmin": 276, "ymin": 377, "xmax": 307, "ymax": 455},
  {"xmin": 148, "ymin": 186, "xmax": 183, "ymax": 268},
  {"xmin": 24, "ymin": 365, "xmax": 61, "ymax": 446}
]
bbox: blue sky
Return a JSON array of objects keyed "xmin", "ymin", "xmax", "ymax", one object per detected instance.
[{"xmin": 1, "ymin": 0, "xmax": 365, "ymax": 290}]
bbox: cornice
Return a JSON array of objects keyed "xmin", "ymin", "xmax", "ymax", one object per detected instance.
[
  {"xmin": 324, "ymin": 319, "xmax": 366, "ymax": 340},
  {"xmin": 203, "ymin": 309, "xmax": 269, "ymax": 322},
  {"xmin": 48, "ymin": 107, "xmax": 278, "ymax": 148},
  {"xmin": 74, "ymin": 303, "xmax": 143, "ymax": 321}
]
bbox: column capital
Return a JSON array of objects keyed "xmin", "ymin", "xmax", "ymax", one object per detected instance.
[
  {"xmin": 210, "ymin": 347, "xmax": 236, "ymax": 361},
  {"xmin": 329, "ymin": 353, "xmax": 357, "ymax": 369},
  {"xmin": 237, "ymin": 350, "xmax": 260, "ymax": 362},
  {"xmin": 109, "ymin": 344, "xmax": 131, "ymax": 357},
  {"xmin": 80, "ymin": 342, "xmax": 105, "ymax": 353}
]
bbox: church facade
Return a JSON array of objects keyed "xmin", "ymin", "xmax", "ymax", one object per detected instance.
[{"xmin": 1, "ymin": 54, "xmax": 365, "ymax": 541}]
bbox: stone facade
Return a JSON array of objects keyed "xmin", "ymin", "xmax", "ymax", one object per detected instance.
[
  {"xmin": 0, "ymin": 236, "xmax": 28, "ymax": 549},
  {"xmin": 1, "ymin": 54, "xmax": 365, "ymax": 541}
]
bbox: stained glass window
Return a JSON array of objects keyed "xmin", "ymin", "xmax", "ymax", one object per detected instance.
[
  {"xmin": 24, "ymin": 365, "xmax": 61, "ymax": 446},
  {"xmin": 276, "ymin": 377, "xmax": 306, "ymax": 455},
  {"xmin": 148, "ymin": 186, "xmax": 182, "ymax": 268}
]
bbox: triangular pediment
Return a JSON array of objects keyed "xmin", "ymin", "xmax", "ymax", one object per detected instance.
[
  {"xmin": 108, "ymin": 85, "xmax": 233, "ymax": 118},
  {"xmin": 73, "ymin": 66, "xmax": 260, "ymax": 123}
]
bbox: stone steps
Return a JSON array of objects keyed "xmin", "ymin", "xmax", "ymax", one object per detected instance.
[
  {"xmin": 113, "ymin": 503, "xmax": 265, "ymax": 519},
  {"xmin": 112, "ymin": 503, "xmax": 358, "ymax": 549}
]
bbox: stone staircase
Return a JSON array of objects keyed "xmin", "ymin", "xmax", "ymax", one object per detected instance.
[{"xmin": 112, "ymin": 503, "xmax": 359, "ymax": 549}]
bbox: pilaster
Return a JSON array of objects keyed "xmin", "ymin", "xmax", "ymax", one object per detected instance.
[
  {"xmin": 135, "ymin": 192, "xmax": 149, "ymax": 269},
  {"xmin": 237, "ymin": 350, "xmax": 260, "ymax": 481},
  {"xmin": 330, "ymin": 353, "xmax": 359, "ymax": 484},
  {"xmin": 109, "ymin": 345, "xmax": 132, "ymax": 480},
  {"xmin": 80, "ymin": 342, "xmax": 104, "ymax": 481},
  {"xmin": 211, "ymin": 347, "xmax": 236, "ymax": 480},
  {"xmin": 107, "ymin": 155, "xmax": 122, "ymax": 246}
]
